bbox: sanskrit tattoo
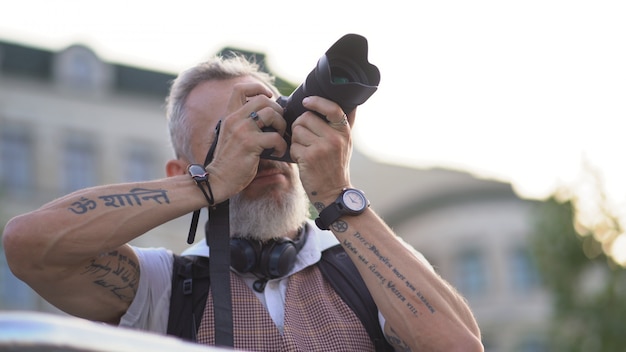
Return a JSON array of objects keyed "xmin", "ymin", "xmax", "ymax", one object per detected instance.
[
  {"xmin": 69, "ymin": 197, "xmax": 97, "ymax": 214},
  {"xmin": 81, "ymin": 250, "xmax": 140, "ymax": 302},
  {"xmin": 67, "ymin": 188, "xmax": 169, "ymax": 215},
  {"xmin": 99, "ymin": 188, "xmax": 169, "ymax": 207}
]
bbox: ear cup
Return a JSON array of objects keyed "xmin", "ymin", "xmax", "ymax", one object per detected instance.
[
  {"xmin": 229, "ymin": 229, "xmax": 308, "ymax": 279},
  {"xmin": 259, "ymin": 239, "xmax": 298, "ymax": 279},
  {"xmin": 230, "ymin": 237, "xmax": 261, "ymax": 273}
]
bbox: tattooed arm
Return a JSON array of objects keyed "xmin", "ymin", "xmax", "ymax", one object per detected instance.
[
  {"xmin": 325, "ymin": 211, "xmax": 482, "ymax": 351},
  {"xmin": 2, "ymin": 175, "xmax": 219, "ymax": 324},
  {"xmin": 291, "ymin": 97, "xmax": 483, "ymax": 351},
  {"xmin": 3, "ymin": 79, "xmax": 288, "ymax": 324}
]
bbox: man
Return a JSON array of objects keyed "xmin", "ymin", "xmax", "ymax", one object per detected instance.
[{"xmin": 3, "ymin": 55, "xmax": 483, "ymax": 351}]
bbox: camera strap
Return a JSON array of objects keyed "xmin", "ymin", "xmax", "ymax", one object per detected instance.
[
  {"xmin": 206, "ymin": 200, "xmax": 233, "ymax": 347},
  {"xmin": 186, "ymin": 120, "xmax": 234, "ymax": 347},
  {"xmin": 186, "ymin": 120, "xmax": 221, "ymax": 245}
]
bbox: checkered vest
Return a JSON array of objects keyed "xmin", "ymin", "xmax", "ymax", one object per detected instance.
[{"xmin": 197, "ymin": 265, "xmax": 375, "ymax": 351}]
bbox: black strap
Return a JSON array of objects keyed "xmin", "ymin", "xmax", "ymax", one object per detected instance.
[
  {"xmin": 166, "ymin": 255, "xmax": 211, "ymax": 341},
  {"xmin": 181, "ymin": 118, "xmax": 234, "ymax": 347},
  {"xmin": 206, "ymin": 201, "xmax": 233, "ymax": 347},
  {"xmin": 318, "ymin": 245, "xmax": 394, "ymax": 351},
  {"xmin": 187, "ymin": 120, "xmax": 222, "ymax": 245}
]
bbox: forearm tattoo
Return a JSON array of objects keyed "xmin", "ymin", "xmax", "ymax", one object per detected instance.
[
  {"xmin": 385, "ymin": 326, "xmax": 412, "ymax": 352},
  {"xmin": 81, "ymin": 250, "xmax": 139, "ymax": 302},
  {"xmin": 68, "ymin": 188, "xmax": 169, "ymax": 214},
  {"xmin": 342, "ymin": 227, "xmax": 437, "ymax": 317},
  {"xmin": 314, "ymin": 192, "xmax": 436, "ymax": 316}
]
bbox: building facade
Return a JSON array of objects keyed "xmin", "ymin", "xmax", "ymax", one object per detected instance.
[{"xmin": 0, "ymin": 40, "xmax": 549, "ymax": 351}]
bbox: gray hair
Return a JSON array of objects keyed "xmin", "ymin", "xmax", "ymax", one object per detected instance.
[{"xmin": 165, "ymin": 55, "xmax": 279, "ymax": 162}]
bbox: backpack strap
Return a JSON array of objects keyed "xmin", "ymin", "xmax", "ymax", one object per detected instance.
[
  {"xmin": 166, "ymin": 254, "xmax": 211, "ymax": 341},
  {"xmin": 319, "ymin": 244, "xmax": 394, "ymax": 351}
]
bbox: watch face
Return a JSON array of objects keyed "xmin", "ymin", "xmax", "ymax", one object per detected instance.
[
  {"xmin": 188, "ymin": 164, "xmax": 208, "ymax": 181},
  {"xmin": 342, "ymin": 189, "xmax": 366, "ymax": 211}
]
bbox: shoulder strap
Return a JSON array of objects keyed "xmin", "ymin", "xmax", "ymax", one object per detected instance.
[
  {"xmin": 319, "ymin": 244, "xmax": 394, "ymax": 351},
  {"xmin": 166, "ymin": 254, "xmax": 212, "ymax": 341}
]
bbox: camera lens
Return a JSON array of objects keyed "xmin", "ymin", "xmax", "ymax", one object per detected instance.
[
  {"xmin": 263, "ymin": 34, "xmax": 380, "ymax": 163},
  {"xmin": 329, "ymin": 57, "xmax": 370, "ymax": 85}
]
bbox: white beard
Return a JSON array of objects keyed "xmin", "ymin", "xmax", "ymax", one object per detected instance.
[{"xmin": 229, "ymin": 180, "xmax": 310, "ymax": 241}]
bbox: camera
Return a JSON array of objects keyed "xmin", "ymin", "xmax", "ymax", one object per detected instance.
[{"xmin": 261, "ymin": 33, "xmax": 381, "ymax": 162}]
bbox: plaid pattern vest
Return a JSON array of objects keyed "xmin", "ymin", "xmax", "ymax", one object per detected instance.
[{"xmin": 197, "ymin": 265, "xmax": 376, "ymax": 351}]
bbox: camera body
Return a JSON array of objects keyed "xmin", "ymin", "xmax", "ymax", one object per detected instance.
[{"xmin": 261, "ymin": 33, "xmax": 381, "ymax": 162}]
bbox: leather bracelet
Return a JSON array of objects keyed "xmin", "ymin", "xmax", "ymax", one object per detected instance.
[{"xmin": 187, "ymin": 164, "xmax": 215, "ymax": 206}]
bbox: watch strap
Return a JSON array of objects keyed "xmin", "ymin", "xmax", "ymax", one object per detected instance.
[
  {"xmin": 315, "ymin": 188, "xmax": 368, "ymax": 230},
  {"xmin": 315, "ymin": 203, "xmax": 343, "ymax": 230}
]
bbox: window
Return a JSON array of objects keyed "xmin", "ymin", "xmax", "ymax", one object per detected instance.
[
  {"xmin": 52, "ymin": 45, "xmax": 112, "ymax": 93},
  {"xmin": 0, "ymin": 123, "xmax": 34, "ymax": 197},
  {"xmin": 510, "ymin": 247, "xmax": 541, "ymax": 291},
  {"xmin": 0, "ymin": 246, "xmax": 37, "ymax": 310},
  {"xmin": 123, "ymin": 142, "xmax": 158, "ymax": 182},
  {"xmin": 62, "ymin": 134, "xmax": 98, "ymax": 193},
  {"xmin": 455, "ymin": 249, "xmax": 488, "ymax": 298}
]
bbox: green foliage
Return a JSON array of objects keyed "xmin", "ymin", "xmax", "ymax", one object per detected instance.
[{"xmin": 529, "ymin": 196, "xmax": 626, "ymax": 351}]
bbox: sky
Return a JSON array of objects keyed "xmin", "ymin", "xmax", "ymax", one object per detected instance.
[{"xmin": 1, "ymin": 0, "xmax": 625, "ymax": 230}]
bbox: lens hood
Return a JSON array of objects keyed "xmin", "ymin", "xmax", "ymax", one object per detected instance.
[{"xmin": 263, "ymin": 33, "xmax": 380, "ymax": 162}]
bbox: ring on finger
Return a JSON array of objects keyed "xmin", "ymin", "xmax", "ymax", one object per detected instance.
[
  {"xmin": 249, "ymin": 111, "xmax": 259, "ymax": 121},
  {"xmin": 329, "ymin": 113, "xmax": 348, "ymax": 128}
]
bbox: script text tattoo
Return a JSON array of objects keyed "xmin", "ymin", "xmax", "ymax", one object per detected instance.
[
  {"xmin": 343, "ymin": 230, "xmax": 436, "ymax": 316},
  {"xmin": 81, "ymin": 250, "xmax": 140, "ymax": 302}
]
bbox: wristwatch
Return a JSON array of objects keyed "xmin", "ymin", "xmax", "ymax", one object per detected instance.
[{"xmin": 315, "ymin": 188, "xmax": 369, "ymax": 230}]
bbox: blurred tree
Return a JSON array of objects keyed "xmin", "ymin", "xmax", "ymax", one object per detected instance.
[{"xmin": 530, "ymin": 195, "xmax": 626, "ymax": 351}]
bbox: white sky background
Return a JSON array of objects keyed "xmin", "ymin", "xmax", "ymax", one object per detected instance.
[{"xmin": 1, "ymin": 1, "xmax": 625, "ymax": 214}]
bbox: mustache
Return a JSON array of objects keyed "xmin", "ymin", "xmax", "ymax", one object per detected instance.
[{"xmin": 257, "ymin": 160, "xmax": 291, "ymax": 174}]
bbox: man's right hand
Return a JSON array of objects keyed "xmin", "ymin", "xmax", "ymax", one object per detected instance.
[{"xmin": 206, "ymin": 82, "xmax": 288, "ymax": 200}]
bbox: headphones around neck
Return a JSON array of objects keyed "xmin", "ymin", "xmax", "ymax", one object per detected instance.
[{"xmin": 230, "ymin": 228, "xmax": 308, "ymax": 280}]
